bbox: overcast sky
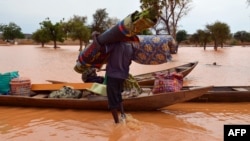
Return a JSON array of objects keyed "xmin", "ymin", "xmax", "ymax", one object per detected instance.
[{"xmin": 0, "ymin": 0, "xmax": 249, "ymax": 34}]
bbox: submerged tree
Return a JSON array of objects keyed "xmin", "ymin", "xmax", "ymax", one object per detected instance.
[
  {"xmin": 91, "ymin": 8, "xmax": 110, "ymax": 33},
  {"xmin": 64, "ymin": 15, "xmax": 90, "ymax": 51},
  {"xmin": 234, "ymin": 31, "xmax": 250, "ymax": 43},
  {"xmin": 32, "ymin": 29, "xmax": 50, "ymax": 47},
  {"xmin": 176, "ymin": 30, "xmax": 187, "ymax": 44},
  {"xmin": 196, "ymin": 29, "xmax": 211, "ymax": 50},
  {"xmin": 0, "ymin": 22, "xmax": 24, "ymax": 42},
  {"xmin": 206, "ymin": 21, "xmax": 230, "ymax": 51},
  {"xmin": 189, "ymin": 33, "xmax": 199, "ymax": 47},
  {"xmin": 39, "ymin": 18, "xmax": 65, "ymax": 48}
]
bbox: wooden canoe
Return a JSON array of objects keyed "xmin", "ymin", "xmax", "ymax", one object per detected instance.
[
  {"xmin": 135, "ymin": 61, "xmax": 198, "ymax": 86},
  {"xmin": 46, "ymin": 61, "xmax": 198, "ymax": 85},
  {"xmin": 186, "ymin": 86, "xmax": 250, "ymax": 102},
  {"xmin": 0, "ymin": 83, "xmax": 212, "ymax": 111}
]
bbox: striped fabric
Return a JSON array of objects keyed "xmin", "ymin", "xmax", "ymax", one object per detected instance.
[
  {"xmin": 118, "ymin": 20, "xmax": 130, "ymax": 37},
  {"xmin": 77, "ymin": 42, "xmax": 109, "ymax": 69}
]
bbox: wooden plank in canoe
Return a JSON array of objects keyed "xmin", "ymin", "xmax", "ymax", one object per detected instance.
[
  {"xmin": 46, "ymin": 80, "xmax": 68, "ymax": 84},
  {"xmin": 232, "ymin": 88, "xmax": 248, "ymax": 91},
  {"xmin": 32, "ymin": 94, "xmax": 48, "ymax": 98},
  {"xmin": 175, "ymin": 66, "xmax": 190, "ymax": 70},
  {"xmin": 31, "ymin": 83, "xmax": 93, "ymax": 91}
]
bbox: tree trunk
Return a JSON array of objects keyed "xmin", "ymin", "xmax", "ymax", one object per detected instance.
[
  {"xmin": 53, "ymin": 40, "xmax": 57, "ymax": 49},
  {"xmin": 221, "ymin": 42, "xmax": 223, "ymax": 48},
  {"xmin": 203, "ymin": 42, "xmax": 207, "ymax": 50},
  {"xmin": 214, "ymin": 40, "xmax": 218, "ymax": 51},
  {"xmin": 79, "ymin": 40, "xmax": 83, "ymax": 51},
  {"xmin": 171, "ymin": 2, "xmax": 176, "ymax": 39},
  {"xmin": 214, "ymin": 46, "xmax": 218, "ymax": 51}
]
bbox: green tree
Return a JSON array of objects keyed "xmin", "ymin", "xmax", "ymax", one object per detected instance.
[
  {"xmin": 39, "ymin": 18, "xmax": 65, "ymax": 49},
  {"xmin": 196, "ymin": 29, "xmax": 211, "ymax": 50},
  {"xmin": 32, "ymin": 29, "xmax": 50, "ymax": 47},
  {"xmin": 65, "ymin": 15, "xmax": 90, "ymax": 51},
  {"xmin": 206, "ymin": 21, "xmax": 231, "ymax": 51},
  {"xmin": 106, "ymin": 17, "xmax": 120, "ymax": 29},
  {"xmin": 91, "ymin": 9, "xmax": 110, "ymax": 33},
  {"xmin": 0, "ymin": 22, "xmax": 24, "ymax": 42},
  {"xmin": 189, "ymin": 33, "xmax": 199, "ymax": 47},
  {"xmin": 0, "ymin": 24, "xmax": 3, "ymax": 31},
  {"xmin": 176, "ymin": 30, "xmax": 187, "ymax": 44},
  {"xmin": 234, "ymin": 31, "xmax": 250, "ymax": 43}
]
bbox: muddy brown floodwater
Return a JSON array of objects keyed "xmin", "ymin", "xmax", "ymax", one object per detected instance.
[{"xmin": 0, "ymin": 45, "xmax": 250, "ymax": 141}]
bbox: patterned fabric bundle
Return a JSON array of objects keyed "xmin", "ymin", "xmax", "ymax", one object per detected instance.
[
  {"xmin": 132, "ymin": 35, "xmax": 173, "ymax": 65},
  {"xmin": 75, "ymin": 35, "xmax": 176, "ymax": 72},
  {"xmin": 152, "ymin": 71, "xmax": 183, "ymax": 94},
  {"xmin": 76, "ymin": 32, "xmax": 109, "ymax": 69},
  {"xmin": 77, "ymin": 45, "xmax": 108, "ymax": 69},
  {"xmin": 75, "ymin": 9, "xmax": 158, "ymax": 70}
]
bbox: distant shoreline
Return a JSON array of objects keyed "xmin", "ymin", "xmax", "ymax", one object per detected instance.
[{"xmin": 1, "ymin": 39, "xmax": 250, "ymax": 47}]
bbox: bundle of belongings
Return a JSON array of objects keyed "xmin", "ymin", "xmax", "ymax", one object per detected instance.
[
  {"xmin": 48, "ymin": 76, "xmax": 143, "ymax": 99},
  {"xmin": 152, "ymin": 71, "xmax": 183, "ymax": 94},
  {"xmin": 82, "ymin": 77, "xmax": 143, "ymax": 99},
  {"xmin": 49, "ymin": 86, "xmax": 82, "ymax": 99},
  {"xmin": 74, "ymin": 34, "xmax": 175, "ymax": 71},
  {"xmin": 48, "ymin": 83, "xmax": 107, "ymax": 99},
  {"xmin": 122, "ymin": 74, "xmax": 143, "ymax": 98},
  {"xmin": 74, "ymin": 9, "xmax": 176, "ymax": 72},
  {"xmin": 75, "ymin": 9, "xmax": 158, "ymax": 69}
]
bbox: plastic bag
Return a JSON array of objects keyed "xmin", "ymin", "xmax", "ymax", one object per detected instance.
[{"xmin": 0, "ymin": 71, "xmax": 19, "ymax": 94}]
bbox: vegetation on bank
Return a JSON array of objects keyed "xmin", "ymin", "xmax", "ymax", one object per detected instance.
[
  {"xmin": 1, "ymin": 0, "xmax": 250, "ymax": 51},
  {"xmin": 176, "ymin": 22, "xmax": 250, "ymax": 50}
]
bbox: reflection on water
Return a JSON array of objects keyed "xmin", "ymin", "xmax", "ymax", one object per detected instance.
[{"xmin": 0, "ymin": 45, "xmax": 250, "ymax": 141}]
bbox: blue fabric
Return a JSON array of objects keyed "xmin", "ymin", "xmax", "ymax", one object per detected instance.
[
  {"xmin": 97, "ymin": 22, "xmax": 126, "ymax": 45},
  {"xmin": 0, "ymin": 71, "xmax": 19, "ymax": 94},
  {"xmin": 132, "ymin": 35, "xmax": 173, "ymax": 65}
]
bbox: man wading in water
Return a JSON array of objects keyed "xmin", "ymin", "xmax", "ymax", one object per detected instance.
[{"xmin": 105, "ymin": 41, "xmax": 134, "ymax": 123}]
